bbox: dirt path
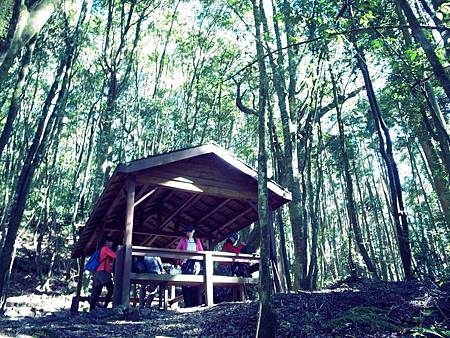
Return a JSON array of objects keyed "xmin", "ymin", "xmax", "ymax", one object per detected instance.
[{"xmin": 0, "ymin": 279, "xmax": 448, "ymax": 337}]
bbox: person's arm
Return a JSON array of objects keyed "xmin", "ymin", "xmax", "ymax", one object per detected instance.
[
  {"xmin": 157, "ymin": 257, "xmax": 164, "ymax": 274},
  {"xmin": 222, "ymin": 242, "xmax": 244, "ymax": 254},
  {"xmin": 175, "ymin": 238, "xmax": 185, "ymax": 266},
  {"xmin": 237, "ymin": 243, "xmax": 246, "ymax": 252},
  {"xmin": 196, "ymin": 239, "xmax": 204, "ymax": 251},
  {"xmin": 176, "ymin": 238, "xmax": 184, "ymax": 250},
  {"xmin": 104, "ymin": 246, "xmax": 117, "ymax": 259}
]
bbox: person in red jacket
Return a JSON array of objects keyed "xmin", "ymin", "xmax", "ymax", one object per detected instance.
[
  {"xmin": 222, "ymin": 232, "xmax": 246, "ymax": 255},
  {"xmin": 89, "ymin": 237, "xmax": 117, "ymax": 311},
  {"xmin": 215, "ymin": 232, "xmax": 247, "ymax": 302}
]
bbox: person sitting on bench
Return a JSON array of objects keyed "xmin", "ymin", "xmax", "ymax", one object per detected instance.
[{"xmin": 132, "ymin": 255, "xmax": 165, "ymax": 308}]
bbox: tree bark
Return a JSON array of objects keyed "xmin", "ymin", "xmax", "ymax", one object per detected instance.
[
  {"xmin": 0, "ymin": 0, "xmax": 61, "ymax": 83},
  {"xmin": 0, "ymin": 36, "xmax": 36, "ymax": 157},
  {"xmin": 331, "ymin": 70, "xmax": 378, "ymax": 277},
  {"xmin": 348, "ymin": 3, "xmax": 412, "ymax": 278},
  {"xmin": 0, "ymin": 2, "xmax": 87, "ymax": 304},
  {"xmin": 252, "ymin": 0, "xmax": 276, "ymax": 336},
  {"xmin": 266, "ymin": 0, "xmax": 306, "ymax": 289},
  {"xmin": 397, "ymin": 0, "xmax": 450, "ymax": 101}
]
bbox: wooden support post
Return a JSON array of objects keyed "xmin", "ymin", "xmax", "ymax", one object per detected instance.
[
  {"xmin": 131, "ymin": 283, "xmax": 137, "ymax": 307},
  {"xmin": 238, "ymin": 285, "xmax": 245, "ymax": 301},
  {"xmin": 70, "ymin": 255, "xmax": 85, "ymax": 313},
  {"xmin": 170, "ymin": 285, "xmax": 176, "ymax": 301},
  {"xmin": 158, "ymin": 282, "xmax": 168, "ymax": 310},
  {"xmin": 124, "ymin": 174, "xmax": 136, "ymax": 246},
  {"xmin": 121, "ymin": 244, "xmax": 132, "ymax": 305},
  {"xmin": 204, "ymin": 252, "xmax": 214, "ymax": 306},
  {"xmin": 164, "ymin": 287, "xmax": 169, "ymax": 310},
  {"xmin": 113, "ymin": 245, "xmax": 124, "ymax": 305},
  {"xmin": 207, "ymin": 239, "xmax": 214, "ymax": 251},
  {"xmin": 119, "ymin": 174, "xmax": 135, "ymax": 306}
]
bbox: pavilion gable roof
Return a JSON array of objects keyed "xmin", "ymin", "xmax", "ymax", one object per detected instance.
[{"xmin": 72, "ymin": 143, "xmax": 291, "ymax": 258}]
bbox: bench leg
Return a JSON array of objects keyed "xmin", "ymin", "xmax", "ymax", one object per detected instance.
[
  {"xmin": 158, "ymin": 285, "xmax": 163, "ymax": 309},
  {"xmin": 70, "ymin": 296, "xmax": 80, "ymax": 314},
  {"xmin": 158, "ymin": 283, "xmax": 168, "ymax": 310},
  {"xmin": 239, "ymin": 285, "xmax": 245, "ymax": 301},
  {"xmin": 164, "ymin": 287, "xmax": 169, "ymax": 311},
  {"xmin": 139, "ymin": 284, "xmax": 146, "ymax": 308}
]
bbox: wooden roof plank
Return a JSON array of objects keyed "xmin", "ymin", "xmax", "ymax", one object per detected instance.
[
  {"xmin": 144, "ymin": 193, "xmax": 201, "ymax": 246},
  {"xmin": 134, "ymin": 187, "xmax": 158, "ymax": 207},
  {"xmin": 72, "ymin": 143, "xmax": 291, "ymax": 259}
]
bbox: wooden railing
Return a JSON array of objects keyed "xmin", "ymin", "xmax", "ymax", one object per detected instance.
[{"xmin": 128, "ymin": 246, "xmax": 260, "ymax": 307}]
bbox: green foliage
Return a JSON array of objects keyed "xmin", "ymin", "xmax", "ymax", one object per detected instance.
[
  {"xmin": 0, "ymin": 0, "xmax": 13, "ymax": 41},
  {"xmin": 0, "ymin": 0, "xmax": 449, "ymax": 306},
  {"xmin": 325, "ymin": 306, "xmax": 402, "ymax": 333},
  {"xmin": 407, "ymin": 327, "xmax": 450, "ymax": 338}
]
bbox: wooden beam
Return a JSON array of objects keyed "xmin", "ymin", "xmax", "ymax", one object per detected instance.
[
  {"xmin": 204, "ymin": 252, "xmax": 214, "ymax": 306},
  {"xmin": 121, "ymin": 174, "xmax": 136, "ymax": 306},
  {"xmin": 131, "ymin": 230, "xmax": 207, "ymax": 240},
  {"xmin": 134, "ymin": 187, "xmax": 158, "ymax": 207},
  {"xmin": 129, "ymin": 273, "xmax": 259, "ymax": 287},
  {"xmin": 105, "ymin": 229, "xmax": 208, "ymax": 242},
  {"xmin": 132, "ymin": 246, "xmax": 260, "ymax": 263},
  {"xmin": 158, "ymin": 194, "xmax": 201, "ymax": 230},
  {"xmin": 196, "ymin": 198, "xmax": 230, "ymax": 225},
  {"xmin": 139, "ymin": 190, "xmax": 174, "ymax": 229},
  {"xmin": 124, "ymin": 175, "xmax": 136, "ymax": 246},
  {"xmin": 103, "ymin": 187, "xmax": 125, "ymax": 222},
  {"xmin": 212, "ymin": 207, "xmax": 253, "ymax": 237},
  {"xmin": 136, "ymin": 174, "xmax": 257, "ymax": 201},
  {"xmin": 144, "ymin": 193, "xmax": 201, "ymax": 246},
  {"xmin": 166, "ymin": 237, "xmax": 180, "ymax": 248}
]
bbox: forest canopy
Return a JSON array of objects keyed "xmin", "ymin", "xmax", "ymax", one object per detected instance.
[{"xmin": 0, "ymin": 2, "xmax": 449, "ymax": 333}]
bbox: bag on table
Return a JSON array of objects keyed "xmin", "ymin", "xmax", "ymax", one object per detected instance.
[{"xmin": 181, "ymin": 259, "xmax": 204, "ymax": 275}]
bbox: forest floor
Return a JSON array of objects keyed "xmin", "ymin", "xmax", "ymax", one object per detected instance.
[{"xmin": 0, "ymin": 277, "xmax": 449, "ymax": 337}]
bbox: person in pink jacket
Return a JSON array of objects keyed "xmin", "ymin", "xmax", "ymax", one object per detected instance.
[
  {"xmin": 176, "ymin": 225, "xmax": 203, "ymax": 307},
  {"xmin": 176, "ymin": 225, "xmax": 203, "ymax": 252}
]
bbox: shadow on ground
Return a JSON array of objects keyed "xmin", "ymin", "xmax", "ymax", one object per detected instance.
[{"xmin": 0, "ymin": 279, "xmax": 448, "ymax": 337}]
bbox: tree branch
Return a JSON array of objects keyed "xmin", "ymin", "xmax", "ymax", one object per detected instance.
[
  {"xmin": 228, "ymin": 24, "xmax": 450, "ymax": 81},
  {"xmin": 235, "ymin": 80, "xmax": 258, "ymax": 116}
]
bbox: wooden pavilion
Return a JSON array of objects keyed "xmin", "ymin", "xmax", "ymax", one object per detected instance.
[{"xmin": 71, "ymin": 143, "xmax": 291, "ymax": 311}]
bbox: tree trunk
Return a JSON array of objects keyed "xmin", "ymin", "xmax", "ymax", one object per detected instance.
[
  {"xmin": 0, "ymin": 36, "xmax": 36, "ymax": 157},
  {"xmin": 265, "ymin": 0, "xmax": 305, "ymax": 289},
  {"xmin": 0, "ymin": 2, "xmax": 87, "ymax": 304},
  {"xmin": 253, "ymin": 0, "xmax": 276, "ymax": 336},
  {"xmin": 331, "ymin": 70, "xmax": 378, "ymax": 277},
  {"xmin": 397, "ymin": 0, "xmax": 450, "ymax": 100},
  {"xmin": 349, "ymin": 4, "xmax": 412, "ymax": 278},
  {"xmin": 0, "ymin": 0, "xmax": 61, "ymax": 83},
  {"xmin": 268, "ymin": 103, "xmax": 292, "ymax": 291},
  {"xmin": 365, "ymin": 181, "xmax": 389, "ymax": 280},
  {"xmin": 352, "ymin": 160, "xmax": 378, "ymax": 274}
]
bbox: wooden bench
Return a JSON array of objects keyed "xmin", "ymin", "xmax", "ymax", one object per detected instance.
[
  {"xmin": 72, "ymin": 247, "xmax": 260, "ymax": 312},
  {"xmin": 130, "ymin": 273, "xmax": 258, "ymax": 309},
  {"xmin": 129, "ymin": 246, "xmax": 260, "ymax": 308}
]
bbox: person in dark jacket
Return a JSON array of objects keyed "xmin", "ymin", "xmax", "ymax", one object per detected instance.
[{"xmin": 132, "ymin": 255, "xmax": 165, "ymax": 307}]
